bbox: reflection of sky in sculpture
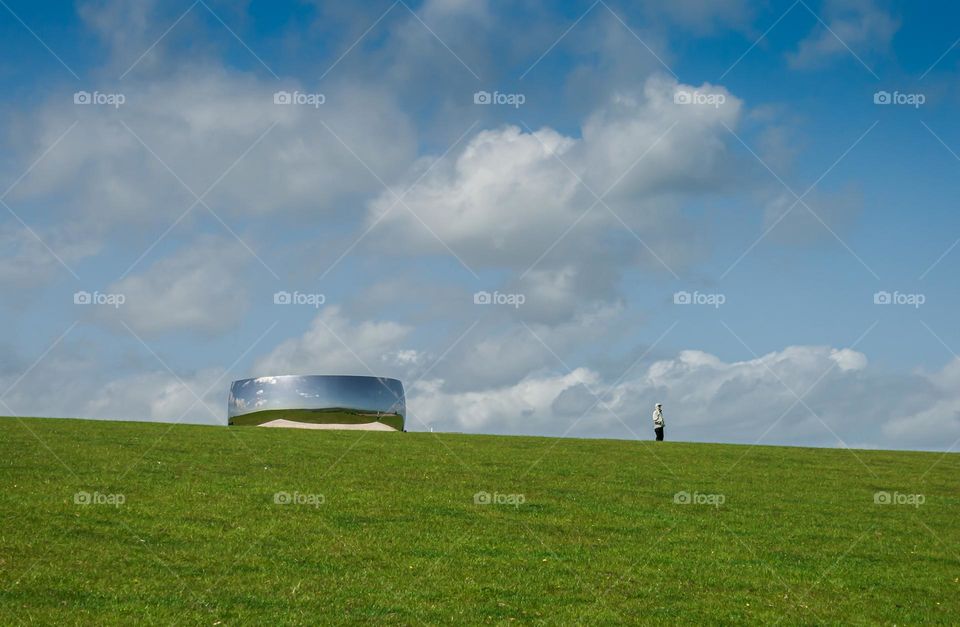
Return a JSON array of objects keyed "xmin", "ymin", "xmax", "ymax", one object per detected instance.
[{"xmin": 228, "ymin": 375, "xmax": 405, "ymax": 419}]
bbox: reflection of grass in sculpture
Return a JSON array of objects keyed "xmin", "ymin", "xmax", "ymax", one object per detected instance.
[{"xmin": 229, "ymin": 407, "xmax": 404, "ymax": 431}]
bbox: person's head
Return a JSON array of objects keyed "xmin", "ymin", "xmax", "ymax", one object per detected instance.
[{"xmin": 656, "ymin": 403, "xmax": 662, "ymax": 409}]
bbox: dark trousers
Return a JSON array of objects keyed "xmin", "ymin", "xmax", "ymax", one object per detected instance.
[{"xmin": 655, "ymin": 427, "xmax": 664, "ymax": 441}]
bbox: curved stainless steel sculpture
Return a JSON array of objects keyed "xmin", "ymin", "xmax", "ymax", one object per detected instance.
[{"xmin": 228, "ymin": 375, "xmax": 405, "ymax": 431}]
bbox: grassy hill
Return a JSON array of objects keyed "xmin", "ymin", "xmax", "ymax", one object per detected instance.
[{"xmin": 0, "ymin": 417, "xmax": 957, "ymax": 624}]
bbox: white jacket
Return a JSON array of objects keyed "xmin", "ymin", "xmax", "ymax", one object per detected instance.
[{"xmin": 653, "ymin": 406, "xmax": 664, "ymax": 427}]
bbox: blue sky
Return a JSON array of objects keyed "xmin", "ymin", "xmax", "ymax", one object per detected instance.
[{"xmin": 2, "ymin": 0, "xmax": 959, "ymax": 451}]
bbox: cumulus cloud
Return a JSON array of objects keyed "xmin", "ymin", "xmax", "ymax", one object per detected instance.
[
  {"xmin": 882, "ymin": 360, "xmax": 960, "ymax": 444},
  {"xmin": 6, "ymin": 68, "xmax": 417, "ymax": 233},
  {"xmin": 239, "ymin": 308, "xmax": 952, "ymax": 450},
  {"xmin": 410, "ymin": 368, "xmax": 600, "ymax": 433},
  {"xmin": 368, "ymin": 75, "xmax": 741, "ymax": 320},
  {"xmin": 373, "ymin": 75, "xmax": 739, "ymax": 265},
  {"xmin": 787, "ymin": 0, "xmax": 899, "ymax": 69},
  {"xmin": 410, "ymin": 342, "xmax": 960, "ymax": 451},
  {"xmin": 0, "ymin": 223, "xmax": 99, "ymax": 289},
  {"xmin": 253, "ymin": 305, "xmax": 415, "ymax": 378},
  {"xmin": 81, "ymin": 368, "xmax": 226, "ymax": 424},
  {"xmin": 0, "ymin": 343, "xmax": 226, "ymax": 425},
  {"xmin": 97, "ymin": 236, "xmax": 251, "ymax": 336},
  {"xmin": 6, "ymin": 301, "xmax": 957, "ymax": 452},
  {"xmin": 434, "ymin": 304, "xmax": 625, "ymax": 392},
  {"xmin": 78, "ymin": 0, "xmax": 166, "ymax": 72}
]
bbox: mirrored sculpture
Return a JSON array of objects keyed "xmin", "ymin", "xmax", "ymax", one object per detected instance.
[{"xmin": 228, "ymin": 375, "xmax": 405, "ymax": 431}]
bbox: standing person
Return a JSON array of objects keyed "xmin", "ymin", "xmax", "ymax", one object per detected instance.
[{"xmin": 652, "ymin": 403, "xmax": 664, "ymax": 441}]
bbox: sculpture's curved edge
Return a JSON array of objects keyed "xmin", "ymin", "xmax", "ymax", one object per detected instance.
[{"xmin": 227, "ymin": 375, "xmax": 405, "ymax": 431}]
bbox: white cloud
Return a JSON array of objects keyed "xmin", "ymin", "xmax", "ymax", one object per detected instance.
[
  {"xmin": 373, "ymin": 75, "xmax": 740, "ymax": 271},
  {"xmin": 787, "ymin": 0, "xmax": 899, "ymax": 69},
  {"xmin": 253, "ymin": 305, "xmax": 414, "ymax": 378},
  {"xmin": 366, "ymin": 75, "xmax": 741, "ymax": 322},
  {"xmin": 6, "ymin": 68, "xmax": 417, "ymax": 233},
  {"xmin": 100, "ymin": 236, "xmax": 251, "ymax": 336},
  {"xmin": 371, "ymin": 123, "xmax": 583, "ymax": 266},
  {"xmin": 3, "ymin": 306, "xmax": 957, "ymax": 452},
  {"xmin": 434, "ymin": 304, "xmax": 624, "ymax": 391},
  {"xmin": 410, "ymin": 341, "xmax": 960, "ymax": 451},
  {"xmin": 830, "ymin": 347, "xmax": 868, "ymax": 371},
  {"xmin": 882, "ymin": 359, "xmax": 960, "ymax": 443},
  {"xmin": 0, "ymin": 343, "xmax": 226, "ymax": 425},
  {"xmin": 78, "ymin": 0, "xmax": 165, "ymax": 72},
  {"xmin": 0, "ymin": 224, "xmax": 99, "ymax": 288},
  {"xmin": 410, "ymin": 368, "xmax": 600, "ymax": 432},
  {"xmin": 82, "ymin": 368, "xmax": 226, "ymax": 424}
]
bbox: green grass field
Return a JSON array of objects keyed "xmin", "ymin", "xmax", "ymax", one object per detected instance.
[{"xmin": 1, "ymin": 417, "xmax": 957, "ymax": 624}]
